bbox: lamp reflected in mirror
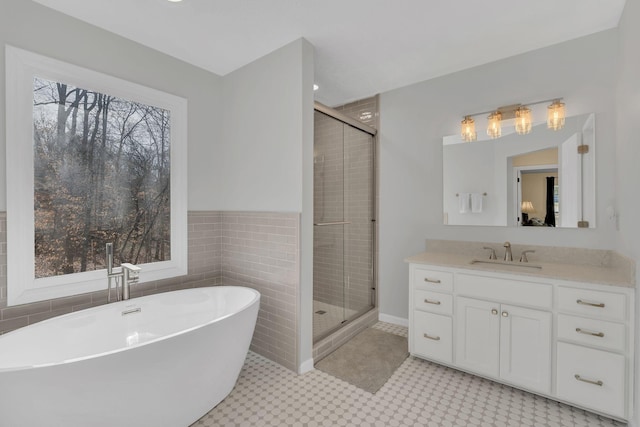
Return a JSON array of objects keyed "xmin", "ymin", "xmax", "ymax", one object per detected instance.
[{"xmin": 521, "ymin": 201, "xmax": 535, "ymax": 225}]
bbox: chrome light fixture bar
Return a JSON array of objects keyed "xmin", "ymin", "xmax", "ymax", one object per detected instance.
[{"xmin": 460, "ymin": 98, "xmax": 564, "ymax": 141}]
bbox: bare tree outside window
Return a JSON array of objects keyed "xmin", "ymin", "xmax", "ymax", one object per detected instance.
[{"xmin": 33, "ymin": 77, "xmax": 171, "ymax": 278}]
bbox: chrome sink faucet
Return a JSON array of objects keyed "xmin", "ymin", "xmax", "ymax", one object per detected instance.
[
  {"xmin": 503, "ymin": 241, "xmax": 513, "ymax": 262},
  {"xmin": 106, "ymin": 243, "xmax": 141, "ymax": 302}
]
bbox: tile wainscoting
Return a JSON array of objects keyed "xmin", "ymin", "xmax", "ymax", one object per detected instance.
[
  {"xmin": 220, "ymin": 211, "xmax": 300, "ymax": 371},
  {"xmin": 0, "ymin": 211, "xmax": 301, "ymax": 372}
]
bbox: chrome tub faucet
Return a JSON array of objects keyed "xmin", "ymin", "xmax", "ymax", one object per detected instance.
[{"xmin": 106, "ymin": 243, "xmax": 141, "ymax": 302}]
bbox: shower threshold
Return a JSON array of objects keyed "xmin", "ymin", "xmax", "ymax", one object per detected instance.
[{"xmin": 313, "ymin": 300, "xmax": 375, "ymax": 343}]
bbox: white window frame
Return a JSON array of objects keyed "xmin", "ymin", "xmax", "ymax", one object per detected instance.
[{"xmin": 5, "ymin": 45, "xmax": 188, "ymax": 306}]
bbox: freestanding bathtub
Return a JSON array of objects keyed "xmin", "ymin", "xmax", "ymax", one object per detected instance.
[{"xmin": 0, "ymin": 286, "xmax": 260, "ymax": 427}]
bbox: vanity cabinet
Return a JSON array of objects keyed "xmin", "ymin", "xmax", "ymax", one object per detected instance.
[
  {"xmin": 407, "ymin": 261, "xmax": 635, "ymax": 421},
  {"xmin": 456, "ymin": 297, "xmax": 551, "ymax": 394}
]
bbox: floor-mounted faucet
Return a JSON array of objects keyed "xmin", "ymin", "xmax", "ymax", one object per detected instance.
[{"xmin": 106, "ymin": 243, "xmax": 141, "ymax": 302}]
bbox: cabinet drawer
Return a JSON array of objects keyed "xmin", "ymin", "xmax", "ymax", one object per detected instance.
[
  {"xmin": 557, "ymin": 314, "xmax": 625, "ymax": 353},
  {"xmin": 412, "ymin": 311, "xmax": 452, "ymax": 364},
  {"xmin": 413, "ymin": 268, "xmax": 453, "ymax": 293},
  {"xmin": 556, "ymin": 342, "xmax": 626, "ymax": 419},
  {"xmin": 557, "ymin": 287, "xmax": 626, "ymax": 321},
  {"xmin": 456, "ymin": 273, "xmax": 552, "ymax": 309},
  {"xmin": 414, "ymin": 290, "xmax": 453, "ymax": 315}
]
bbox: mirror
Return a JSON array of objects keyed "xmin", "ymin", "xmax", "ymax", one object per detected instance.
[{"xmin": 443, "ymin": 112, "xmax": 595, "ymax": 228}]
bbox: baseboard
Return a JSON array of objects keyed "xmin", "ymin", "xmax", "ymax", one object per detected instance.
[
  {"xmin": 379, "ymin": 313, "xmax": 409, "ymax": 327},
  {"xmin": 298, "ymin": 357, "xmax": 315, "ymax": 374}
]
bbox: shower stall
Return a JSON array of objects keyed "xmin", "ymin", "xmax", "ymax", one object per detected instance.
[{"xmin": 313, "ymin": 102, "xmax": 376, "ymax": 342}]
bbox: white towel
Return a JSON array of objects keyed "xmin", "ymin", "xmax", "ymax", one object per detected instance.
[
  {"xmin": 471, "ymin": 193, "xmax": 483, "ymax": 213},
  {"xmin": 458, "ymin": 193, "xmax": 470, "ymax": 214}
]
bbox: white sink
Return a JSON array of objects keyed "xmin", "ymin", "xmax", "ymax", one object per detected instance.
[{"xmin": 469, "ymin": 259, "xmax": 543, "ymax": 271}]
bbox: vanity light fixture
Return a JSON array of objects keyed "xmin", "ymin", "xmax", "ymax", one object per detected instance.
[
  {"xmin": 460, "ymin": 97, "xmax": 564, "ymax": 141},
  {"xmin": 547, "ymin": 100, "xmax": 565, "ymax": 130},
  {"xmin": 487, "ymin": 111, "xmax": 502, "ymax": 139},
  {"xmin": 461, "ymin": 116, "xmax": 477, "ymax": 142},
  {"xmin": 515, "ymin": 106, "xmax": 532, "ymax": 135}
]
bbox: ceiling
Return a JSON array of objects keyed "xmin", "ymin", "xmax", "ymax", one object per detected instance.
[{"xmin": 33, "ymin": 0, "xmax": 626, "ymax": 106}]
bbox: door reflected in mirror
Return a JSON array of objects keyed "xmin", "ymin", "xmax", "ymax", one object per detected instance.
[
  {"xmin": 514, "ymin": 148, "xmax": 558, "ymax": 227},
  {"xmin": 442, "ymin": 113, "xmax": 595, "ymax": 228}
]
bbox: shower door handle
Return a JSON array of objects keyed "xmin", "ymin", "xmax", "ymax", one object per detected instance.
[{"xmin": 314, "ymin": 221, "xmax": 352, "ymax": 226}]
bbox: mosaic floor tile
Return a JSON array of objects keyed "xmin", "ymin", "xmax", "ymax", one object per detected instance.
[{"xmin": 191, "ymin": 322, "xmax": 626, "ymax": 427}]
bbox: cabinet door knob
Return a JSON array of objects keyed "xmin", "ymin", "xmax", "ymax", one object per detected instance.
[
  {"xmin": 491, "ymin": 309, "xmax": 498, "ymax": 315},
  {"xmin": 501, "ymin": 311, "xmax": 509, "ymax": 317}
]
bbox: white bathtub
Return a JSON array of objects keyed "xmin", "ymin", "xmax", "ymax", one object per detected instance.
[{"xmin": 0, "ymin": 286, "xmax": 260, "ymax": 427}]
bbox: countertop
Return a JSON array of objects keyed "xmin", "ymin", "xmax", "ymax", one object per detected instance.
[{"xmin": 405, "ymin": 252, "xmax": 635, "ymax": 288}]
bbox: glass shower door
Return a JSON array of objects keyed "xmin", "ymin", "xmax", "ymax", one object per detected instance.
[
  {"xmin": 313, "ymin": 110, "xmax": 375, "ymax": 342},
  {"xmin": 343, "ymin": 125, "xmax": 375, "ymax": 321}
]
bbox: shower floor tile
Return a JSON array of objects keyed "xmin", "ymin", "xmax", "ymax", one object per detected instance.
[
  {"xmin": 191, "ymin": 322, "xmax": 625, "ymax": 427},
  {"xmin": 313, "ymin": 300, "xmax": 358, "ymax": 341}
]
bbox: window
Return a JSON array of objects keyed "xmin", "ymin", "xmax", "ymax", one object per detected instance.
[{"xmin": 6, "ymin": 46, "xmax": 188, "ymax": 306}]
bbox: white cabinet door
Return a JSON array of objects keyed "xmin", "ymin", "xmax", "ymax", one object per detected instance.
[
  {"xmin": 455, "ymin": 296, "xmax": 500, "ymax": 377},
  {"xmin": 499, "ymin": 304, "xmax": 552, "ymax": 394}
]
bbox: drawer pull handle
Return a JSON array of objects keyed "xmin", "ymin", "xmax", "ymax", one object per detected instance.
[
  {"xmin": 423, "ymin": 333, "xmax": 441, "ymax": 341},
  {"xmin": 576, "ymin": 299, "xmax": 605, "ymax": 308},
  {"xmin": 424, "ymin": 299, "xmax": 441, "ymax": 305},
  {"xmin": 574, "ymin": 374, "xmax": 603, "ymax": 387},
  {"xmin": 424, "ymin": 278, "xmax": 441, "ymax": 284},
  {"xmin": 575, "ymin": 328, "xmax": 604, "ymax": 338}
]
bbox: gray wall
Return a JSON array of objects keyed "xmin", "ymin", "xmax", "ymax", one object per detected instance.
[
  {"xmin": 218, "ymin": 39, "xmax": 311, "ymax": 213},
  {"xmin": 217, "ymin": 38, "xmax": 315, "ymax": 370},
  {"xmin": 0, "ymin": 0, "xmax": 223, "ymax": 211},
  {"xmin": 379, "ymin": 30, "xmax": 619, "ymax": 321},
  {"xmin": 615, "ymin": 1, "xmax": 640, "ymax": 425}
]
